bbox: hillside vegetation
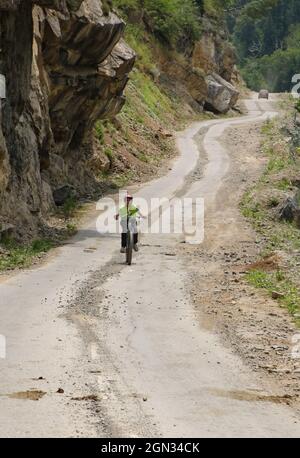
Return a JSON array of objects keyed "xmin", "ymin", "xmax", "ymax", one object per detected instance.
[
  {"xmin": 241, "ymin": 98, "xmax": 300, "ymax": 323},
  {"xmin": 229, "ymin": 0, "xmax": 300, "ymax": 91},
  {"xmin": 93, "ymin": 0, "xmax": 238, "ymax": 190}
]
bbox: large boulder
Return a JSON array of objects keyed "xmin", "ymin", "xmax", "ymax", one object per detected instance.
[
  {"xmin": 278, "ymin": 192, "xmax": 300, "ymax": 228},
  {"xmin": 53, "ymin": 184, "xmax": 77, "ymax": 206},
  {"xmin": 278, "ymin": 197, "xmax": 298, "ymax": 222},
  {"xmin": 205, "ymin": 73, "xmax": 239, "ymax": 113},
  {"xmin": 0, "ymin": 222, "xmax": 14, "ymax": 241}
]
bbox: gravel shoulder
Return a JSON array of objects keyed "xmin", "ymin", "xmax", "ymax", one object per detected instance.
[{"xmin": 185, "ymin": 118, "xmax": 300, "ymax": 408}]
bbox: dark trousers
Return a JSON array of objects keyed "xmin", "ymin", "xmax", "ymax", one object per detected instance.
[{"xmin": 122, "ymin": 232, "xmax": 138, "ymax": 248}]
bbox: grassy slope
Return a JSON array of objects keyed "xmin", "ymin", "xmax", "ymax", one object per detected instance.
[
  {"xmin": 240, "ymin": 97, "xmax": 300, "ymax": 325},
  {"xmin": 92, "ymin": 23, "xmax": 189, "ymax": 190}
]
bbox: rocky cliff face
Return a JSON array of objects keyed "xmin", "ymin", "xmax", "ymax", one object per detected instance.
[
  {"xmin": 154, "ymin": 16, "xmax": 239, "ymax": 115},
  {"xmin": 0, "ymin": 0, "xmax": 135, "ymax": 238}
]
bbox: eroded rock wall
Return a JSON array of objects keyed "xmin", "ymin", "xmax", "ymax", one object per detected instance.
[
  {"xmin": 0, "ymin": 0, "xmax": 135, "ymax": 237},
  {"xmin": 156, "ymin": 16, "xmax": 239, "ymax": 116}
]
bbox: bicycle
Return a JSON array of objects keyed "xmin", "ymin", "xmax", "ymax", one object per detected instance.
[
  {"xmin": 116, "ymin": 196, "xmax": 144, "ymax": 265},
  {"xmin": 125, "ymin": 216, "xmax": 138, "ymax": 266}
]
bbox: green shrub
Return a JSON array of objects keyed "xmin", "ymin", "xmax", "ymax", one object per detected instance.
[
  {"xmin": 104, "ymin": 147, "xmax": 114, "ymax": 163},
  {"xmin": 266, "ymin": 156, "xmax": 286, "ymax": 173},
  {"xmin": 0, "ymin": 239, "xmax": 53, "ymax": 271},
  {"xmin": 114, "ymin": 0, "xmax": 201, "ymax": 46},
  {"xmin": 66, "ymin": 223, "xmax": 77, "ymax": 236},
  {"xmin": 267, "ymin": 197, "xmax": 280, "ymax": 207},
  {"xmin": 95, "ymin": 121, "xmax": 105, "ymax": 144},
  {"xmin": 276, "ymin": 178, "xmax": 291, "ymax": 190},
  {"xmin": 144, "ymin": 0, "xmax": 201, "ymax": 46},
  {"xmin": 246, "ymin": 269, "xmax": 300, "ymax": 317},
  {"xmin": 31, "ymin": 239, "xmax": 53, "ymax": 253},
  {"xmin": 124, "ymin": 24, "xmax": 153, "ymax": 71},
  {"xmin": 62, "ymin": 196, "xmax": 77, "ymax": 219}
]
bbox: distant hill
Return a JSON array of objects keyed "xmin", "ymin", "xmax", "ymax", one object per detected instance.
[{"xmin": 228, "ymin": 0, "xmax": 300, "ymax": 91}]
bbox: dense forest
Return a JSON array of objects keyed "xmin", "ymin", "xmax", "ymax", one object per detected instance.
[{"xmin": 229, "ymin": 0, "xmax": 300, "ymax": 91}]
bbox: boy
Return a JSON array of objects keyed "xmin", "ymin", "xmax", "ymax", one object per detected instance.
[{"xmin": 115, "ymin": 195, "xmax": 144, "ymax": 253}]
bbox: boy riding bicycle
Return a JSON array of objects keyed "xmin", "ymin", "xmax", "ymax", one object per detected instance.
[{"xmin": 115, "ymin": 195, "xmax": 144, "ymax": 253}]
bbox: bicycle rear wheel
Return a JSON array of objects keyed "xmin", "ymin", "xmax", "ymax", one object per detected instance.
[{"xmin": 126, "ymin": 230, "xmax": 133, "ymax": 265}]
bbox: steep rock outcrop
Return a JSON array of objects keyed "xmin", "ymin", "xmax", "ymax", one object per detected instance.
[
  {"xmin": 157, "ymin": 16, "xmax": 239, "ymax": 114},
  {"xmin": 189, "ymin": 17, "xmax": 239, "ymax": 113},
  {"xmin": 192, "ymin": 30, "xmax": 236, "ymax": 82},
  {"xmin": 160, "ymin": 60, "xmax": 208, "ymax": 111},
  {"xmin": 0, "ymin": 0, "xmax": 134, "ymax": 237}
]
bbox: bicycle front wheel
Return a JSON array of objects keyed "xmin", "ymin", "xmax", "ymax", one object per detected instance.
[{"xmin": 126, "ymin": 230, "xmax": 133, "ymax": 265}]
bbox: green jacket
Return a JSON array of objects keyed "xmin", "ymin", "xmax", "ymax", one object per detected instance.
[{"xmin": 119, "ymin": 205, "xmax": 139, "ymax": 219}]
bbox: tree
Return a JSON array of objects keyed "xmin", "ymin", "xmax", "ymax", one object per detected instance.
[{"xmin": 230, "ymin": 0, "xmax": 300, "ymax": 91}]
